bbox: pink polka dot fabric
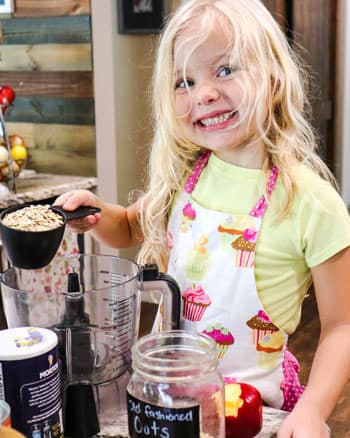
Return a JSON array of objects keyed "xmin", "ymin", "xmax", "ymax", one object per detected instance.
[
  {"xmin": 184, "ymin": 151, "xmax": 211, "ymax": 194},
  {"xmin": 250, "ymin": 166, "xmax": 278, "ymax": 218},
  {"xmin": 281, "ymin": 349, "xmax": 305, "ymax": 411}
]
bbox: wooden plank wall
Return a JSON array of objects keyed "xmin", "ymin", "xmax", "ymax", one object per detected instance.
[
  {"xmin": 264, "ymin": 0, "xmax": 336, "ymax": 166},
  {"xmin": 292, "ymin": 0, "xmax": 336, "ymax": 163},
  {"xmin": 262, "ymin": 0, "xmax": 288, "ymax": 28},
  {"xmin": 0, "ymin": 0, "xmax": 96, "ymax": 176}
]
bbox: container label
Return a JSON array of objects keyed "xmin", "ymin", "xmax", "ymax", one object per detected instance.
[
  {"xmin": 1, "ymin": 347, "xmax": 64, "ymax": 438},
  {"xmin": 127, "ymin": 391, "xmax": 200, "ymax": 438}
]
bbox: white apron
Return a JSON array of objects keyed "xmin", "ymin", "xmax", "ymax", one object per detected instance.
[{"xmin": 167, "ymin": 151, "xmax": 304, "ymax": 410}]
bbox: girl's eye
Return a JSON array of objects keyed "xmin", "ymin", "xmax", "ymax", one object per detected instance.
[
  {"xmin": 175, "ymin": 78, "xmax": 194, "ymax": 89},
  {"xmin": 218, "ymin": 66, "xmax": 234, "ymax": 77}
]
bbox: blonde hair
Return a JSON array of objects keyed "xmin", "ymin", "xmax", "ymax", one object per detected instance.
[{"xmin": 137, "ymin": 0, "xmax": 335, "ymax": 271}]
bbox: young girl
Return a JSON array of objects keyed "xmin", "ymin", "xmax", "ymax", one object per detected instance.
[{"xmin": 55, "ymin": 0, "xmax": 350, "ymax": 436}]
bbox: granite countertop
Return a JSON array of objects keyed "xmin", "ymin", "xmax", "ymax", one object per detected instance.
[{"xmin": 0, "ymin": 172, "xmax": 97, "ymax": 209}]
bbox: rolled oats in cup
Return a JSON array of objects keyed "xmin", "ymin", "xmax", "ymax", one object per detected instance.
[
  {"xmin": 0, "ymin": 203, "xmax": 66, "ymax": 269},
  {"xmin": 2, "ymin": 204, "xmax": 64, "ymax": 232},
  {"xmin": 0, "ymin": 203, "xmax": 99, "ymax": 269}
]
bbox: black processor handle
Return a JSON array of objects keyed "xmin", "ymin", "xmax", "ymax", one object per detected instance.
[{"xmin": 140, "ymin": 264, "xmax": 181, "ymax": 330}]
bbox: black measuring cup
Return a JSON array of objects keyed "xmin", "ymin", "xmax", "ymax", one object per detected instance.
[{"xmin": 0, "ymin": 204, "xmax": 101, "ymax": 269}]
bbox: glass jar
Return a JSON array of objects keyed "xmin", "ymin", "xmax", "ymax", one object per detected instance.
[{"xmin": 127, "ymin": 330, "xmax": 225, "ymax": 438}]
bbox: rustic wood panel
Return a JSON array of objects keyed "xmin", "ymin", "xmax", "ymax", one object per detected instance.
[
  {"xmin": 293, "ymin": 1, "xmax": 331, "ymax": 99},
  {"xmin": 264, "ymin": 0, "xmax": 336, "ymax": 166},
  {"xmin": 293, "ymin": 0, "xmax": 335, "ymax": 161},
  {"xmin": 28, "ymin": 149, "xmax": 96, "ymax": 175},
  {"xmin": 263, "ymin": 0, "xmax": 288, "ymax": 28},
  {"xmin": 13, "ymin": 0, "xmax": 90, "ymax": 17},
  {"xmin": 0, "ymin": 16, "xmax": 91, "ymax": 44},
  {"xmin": 0, "ymin": 43, "xmax": 92, "ymax": 71},
  {"xmin": 7, "ymin": 122, "xmax": 96, "ymax": 176},
  {"xmin": 0, "ymin": 71, "xmax": 93, "ymax": 98},
  {"xmin": 263, "ymin": 0, "xmax": 286, "ymax": 15},
  {"xmin": 5, "ymin": 97, "xmax": 94, "ymax": 125},
  {"xmin": 7, "ymin": 122, "xmax": 95, "ymax": 151},
  {"xmin": 0, "ymin": 1, "xmax": 96, "ymax": 177}
]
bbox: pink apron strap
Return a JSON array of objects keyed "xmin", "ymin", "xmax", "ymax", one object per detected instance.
[
  {"xmin": 281, "ymin": 349, "xmax": 305, "ymax": 411},
  {"xmin": 249, "ymin": 166, "xmax": 278, "ymax": 218},
  {"xmin": 184, "ymin": 152, "xmax": 279, "ymax": 219},
  {"xmin": 184, "ymin": 151, "xmax": 211, "ymax": 194}
]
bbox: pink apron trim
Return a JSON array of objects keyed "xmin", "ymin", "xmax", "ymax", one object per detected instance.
[
  {"xmin": 184, "ymin": 152, "xmax": 279, "ymax": 220},
  {"xmin": 184, "ymin": 151, "xmax": 211, "ymax": 194},
  {"xmin": 281, "ymin": 350, "xmax": 305, "ymax": 411}
]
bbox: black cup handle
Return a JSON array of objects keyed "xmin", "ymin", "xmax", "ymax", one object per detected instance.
[
  {"xmin": 140, "ymin": 264, "xmax": 181, "ymax": 330},
  {"xmin": 51, "ymin": 205, "xmax": 101, "ymax": 222}
]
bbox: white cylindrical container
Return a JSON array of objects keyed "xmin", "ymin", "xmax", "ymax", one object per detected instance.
[
  {"xmin": 127, "ymin": 330, "xmax": 225, "ymax": 438},
  {"xmin": 0, "ymin": 327, "xmax": 64, "ymax": 438}
]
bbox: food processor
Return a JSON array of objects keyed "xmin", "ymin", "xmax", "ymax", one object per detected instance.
[{"xmin": 1, "ymin": 254, "xmax": 181, "ymax": 437}]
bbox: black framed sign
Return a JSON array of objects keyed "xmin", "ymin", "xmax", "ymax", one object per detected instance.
[{"xmin": 117, "ymin": 0, "xmax": 168, "ymax": 34}]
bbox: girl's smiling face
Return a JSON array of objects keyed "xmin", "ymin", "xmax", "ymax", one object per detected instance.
[{"xmin": 173, "ymin": 24, "xmax": 266, "ymax": 168}]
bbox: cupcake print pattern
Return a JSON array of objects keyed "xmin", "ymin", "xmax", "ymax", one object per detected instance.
[
  {"xmin": 246, "ymin": 310, "xmax": 279, "ymax": 345},
  {"xmin": 182, "ymin": 284, "xmax": 211, "ymax": 322},
  {"xmin": 256, "ymin": 330, "xmax": 284, "ymax": 368},
  {"xmin": 185, "ymin": 234, "xmax": 210, "ymax": 281},
  {"xmin": 231, "ymin": 227, "xmax": 258, "ymax": 268},
  {"xmin": 202, "ymin": 324, "xmax": 235, "ymax": 359},
  {"xmin": 217, "ymin": 214, "xmax": 255, "ymax": 251},
  {"xmin": 247, "ymin": 310, "xmax": 285, "ymax": 369},
  {"xmin": 180, "ymin": 202, "xmax": 196, "ymax": 232}
]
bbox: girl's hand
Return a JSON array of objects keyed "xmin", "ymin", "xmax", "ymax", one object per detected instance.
[
  {"xmin": 54, "ymin": 189, "xmax": 101, "ymax": 233},
  {"xmin": 277, "ymin": 407, "xmax": 330, "ymax": 438}
]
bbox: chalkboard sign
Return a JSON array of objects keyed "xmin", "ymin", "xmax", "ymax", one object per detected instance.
[{"xmin": 127, "ymin": 392, "xmax": 200, "ymax": 437}]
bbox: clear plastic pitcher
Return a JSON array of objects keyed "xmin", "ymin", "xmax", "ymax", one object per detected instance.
[{"xmin": 0, "ymin": 254, "xmax": 180, "ymax": 438}]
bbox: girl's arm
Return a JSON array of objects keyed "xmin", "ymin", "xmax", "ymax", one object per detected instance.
[
  {"xmin": 54, "ymin": 189, "xmax": 143, "ymax": 248},
  {"xmin": 278, "ymin": 246, "xmax": 350, "ymax": 437}
]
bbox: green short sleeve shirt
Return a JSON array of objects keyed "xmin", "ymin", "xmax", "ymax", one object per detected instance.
[{"xmin": 190, "ymin": 153, "xmax": 350, "ymax": 333}]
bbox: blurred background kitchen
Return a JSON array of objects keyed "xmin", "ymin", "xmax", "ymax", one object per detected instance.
[{"xmin": 0, "ymin": 0, "xmax": 349, "ymax": 435}]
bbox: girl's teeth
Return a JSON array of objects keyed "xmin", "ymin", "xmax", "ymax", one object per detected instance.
[{"xmin": 201, "ymin": 111, "xmax": 233, "ymax": 126}]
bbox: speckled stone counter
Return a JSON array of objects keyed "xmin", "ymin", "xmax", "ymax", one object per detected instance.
[{"xmin": 0, "ymin": 173, "xmax": 97, "ymax": 209}]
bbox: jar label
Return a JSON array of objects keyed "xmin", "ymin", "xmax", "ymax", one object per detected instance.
[{"xmin": 127, "ymin": 391, "xmax": 200, "ymax": 438}]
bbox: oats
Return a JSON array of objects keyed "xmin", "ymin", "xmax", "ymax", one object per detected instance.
[{"xmin": 2, "ymin": 204, "xmax": 64, "ymax": 232}]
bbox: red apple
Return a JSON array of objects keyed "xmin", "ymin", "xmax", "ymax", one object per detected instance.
[{"xmin": 225, "ymin": 382, "xmax": 263, "ymax": 438}]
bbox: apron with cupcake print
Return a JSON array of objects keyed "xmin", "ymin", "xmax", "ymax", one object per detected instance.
[{"xmin": 167, "ymin": 151, "xmax": 304, "ymax": 410}]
